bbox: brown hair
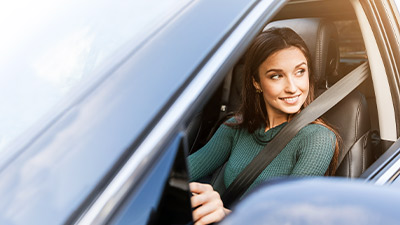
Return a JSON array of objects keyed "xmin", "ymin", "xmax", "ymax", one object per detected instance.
[{"xmin": 229, "ymin": 27, "xmax": 339, "ymax": 175}]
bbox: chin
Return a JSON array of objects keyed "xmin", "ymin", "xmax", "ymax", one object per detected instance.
[{"xmin": 282, "ymin": 105, "xmax": 303, "ymax": 114}]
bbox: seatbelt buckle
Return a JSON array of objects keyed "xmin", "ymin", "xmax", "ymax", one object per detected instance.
[{"xmin": 220, "ymin": 105, "xmax": 227, "ymax": 112}]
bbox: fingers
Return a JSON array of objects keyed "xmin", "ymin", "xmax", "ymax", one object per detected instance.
[
  {"xmin": 191, "ymin": 191, "xmax": 222, "ymax": 220},
  {"xmin": 189, "ymin": 182, "xmax": 216, "ymax": 208},
  {"xmin": 190, "ymin": 182, "xmax": 213, "ymax": 194},
  {"xmin": 194, "ymin": 208, "xmax": 226, "ymax": 225},
  {"xmin": 192, "ymin": 199, "xmax": 224, "ymax": 223},
  {"xmin": 189, "ymin": 182, "xmax": 226, "ymax": 224}
]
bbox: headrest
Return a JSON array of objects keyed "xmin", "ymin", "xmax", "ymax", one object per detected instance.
[{"xmin": 264, "ymin": 18, "xmax": 340, "ymax": 88}]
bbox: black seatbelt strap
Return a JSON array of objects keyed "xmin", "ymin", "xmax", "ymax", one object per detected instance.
[
  {"xmin": 221, "ymin": 62, "xmax": 370, "ymax": 208},
  {"xmin": 219, "ymin": 68, "xmax": 233, "ymax": 119}
]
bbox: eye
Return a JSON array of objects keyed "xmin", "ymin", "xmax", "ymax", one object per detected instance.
[
  {"xmin": 295, "ymin": 68, "xmax": 306, "ymax": 76},
  {"xmin": 270, "ymin": 74, "xmax": 282, "ymax": 80}
]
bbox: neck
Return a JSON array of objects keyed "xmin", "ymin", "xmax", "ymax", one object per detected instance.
[{"xmin": 265, "ymin": 115, "xmax": 288, "ymax": 132}]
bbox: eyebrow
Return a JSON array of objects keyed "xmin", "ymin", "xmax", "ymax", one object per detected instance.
[{"xmin": 265, "ymin": 62, "xmax": 307, "ymax": 74}]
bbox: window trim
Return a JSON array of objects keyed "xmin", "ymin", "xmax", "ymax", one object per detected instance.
[{"xmin": 350, "ymin": 0, "xmax": 397, "ymax": 141}]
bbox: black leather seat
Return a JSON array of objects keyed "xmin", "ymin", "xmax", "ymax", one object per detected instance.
[{"xmin": 325, "ymin": 90, "xmax": 373, "ymax": 177}]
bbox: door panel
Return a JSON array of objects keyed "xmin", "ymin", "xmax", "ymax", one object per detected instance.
[{"xmin": 110, "ymin": 133, "xmax": 192, "ymax": 225}]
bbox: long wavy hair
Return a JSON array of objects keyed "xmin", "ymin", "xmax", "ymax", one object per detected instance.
[{"xmin": 229, "ymin": 27, "xmax": 340, "ymax": 175}]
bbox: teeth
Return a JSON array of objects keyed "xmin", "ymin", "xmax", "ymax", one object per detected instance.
[{"xmin": 282, "ymin": 96, "xmax": 298, "ymax": 103}]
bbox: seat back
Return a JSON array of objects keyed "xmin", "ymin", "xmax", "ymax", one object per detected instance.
[{"xmin": 324, "ymin": 91, "xmax": 373, "ymax": 177}]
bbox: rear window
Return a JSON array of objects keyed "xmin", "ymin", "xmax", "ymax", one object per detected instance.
[{"xmin": 0, "ymin": 0, "xmax": 191, "ymax": 151}]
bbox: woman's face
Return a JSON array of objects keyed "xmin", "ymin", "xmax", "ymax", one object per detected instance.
[{"xmin": 254, "ymin": 46, "xmax": 309, "ymax": 120}]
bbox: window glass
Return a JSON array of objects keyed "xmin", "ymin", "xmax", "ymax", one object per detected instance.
[
  {"xmin": 334, "ymin": 20, "xmax": 366, "ymax": 59},
  {"xmin": 0, "ymin": 0, "xmax": 191, "ymax": 151},
  {"xmin": 334, "ymin": 20, "xmax": 367, "ymax": 75}
]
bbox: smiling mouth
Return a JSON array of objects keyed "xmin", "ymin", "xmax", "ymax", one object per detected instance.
[{"xmin": 279, "ymin": 94, "xmax": 301, "ymax": 104}]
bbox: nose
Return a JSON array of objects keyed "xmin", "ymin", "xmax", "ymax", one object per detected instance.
[{"xmin": 284, "ymin": 76, "xmax": 297, "ymax": 93}]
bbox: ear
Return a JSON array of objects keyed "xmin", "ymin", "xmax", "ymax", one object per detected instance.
[{"xmin": 252, "ymin": 78, "xmax": 261, "ymax": 90}]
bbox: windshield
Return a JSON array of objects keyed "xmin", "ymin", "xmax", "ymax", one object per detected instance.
[{"xmin": 0, "ymin": 0, "xmax": 190, "ymax": 151}]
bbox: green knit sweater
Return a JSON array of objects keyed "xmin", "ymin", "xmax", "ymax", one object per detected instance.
[{"xmin": 188, "ymin": 118, "xmax": 336, "ymax": 193}]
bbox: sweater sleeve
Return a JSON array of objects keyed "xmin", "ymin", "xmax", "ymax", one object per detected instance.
[
  {"xmin": 187, "ymin": 122, "xmax": 236, "ymax": 182},
  {"xmin": 291, "ymin": 124, "xmax": 336, "ymax": 176}
]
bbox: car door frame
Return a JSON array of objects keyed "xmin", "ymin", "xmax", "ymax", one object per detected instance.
[{"xmin": 358, "ymin": 0, "xmax": 400, "ymax": 183}]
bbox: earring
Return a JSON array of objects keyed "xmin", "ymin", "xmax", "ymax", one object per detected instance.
[{"xmin": 256, "ymin": 89, "xmax": 262, "ymax": 93}]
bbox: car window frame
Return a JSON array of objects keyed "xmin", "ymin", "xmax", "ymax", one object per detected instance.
[{"xmin": 359, "ymin": 0, "xmax": 400, "ymax": 139}]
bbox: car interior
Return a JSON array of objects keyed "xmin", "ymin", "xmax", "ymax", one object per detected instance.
[{"xmin": 185, "ymin": 0, "xmax": 389, "ymax": 193}]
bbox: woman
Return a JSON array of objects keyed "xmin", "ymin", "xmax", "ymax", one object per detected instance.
[{"xmin": 188, "ymin": 27, "xmax": 340, "ymax": 225}]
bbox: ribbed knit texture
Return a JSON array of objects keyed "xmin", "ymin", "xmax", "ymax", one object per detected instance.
[{"xmin": 188, "ymin": 117, "xmax": 336, "ymax": 193}]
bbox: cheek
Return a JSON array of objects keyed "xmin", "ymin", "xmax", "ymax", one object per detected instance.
[
  {"xmin": 261, "ymin": 81, "xmax": 281, "ymax": 100},
  {"xmin": 299, "ymin": 76, "xmax": 310, "ymax": 94}
]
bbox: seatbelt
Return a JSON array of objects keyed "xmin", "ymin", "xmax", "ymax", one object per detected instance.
[
  {"xmin": 219, "ymin": 68, "xmax": 233, "ymax": 119},
  {"xmin": 221, "ymin": 62, "xmax": 370, "ymax": 208}
]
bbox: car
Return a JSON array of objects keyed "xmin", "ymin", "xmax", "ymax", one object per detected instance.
[{"xmin": 2, "ymin": 0, "xmax": 400, "ymax": 224}]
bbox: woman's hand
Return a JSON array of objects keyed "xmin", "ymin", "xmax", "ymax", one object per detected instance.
[{"xmin": 190, "ymin": 182, "xmax": 231, "ymax": 225}]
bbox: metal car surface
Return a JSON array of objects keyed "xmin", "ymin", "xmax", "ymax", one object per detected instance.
[{"xmin": 221, "ymin": 178, "xmax": 400, "ymax": 225}]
